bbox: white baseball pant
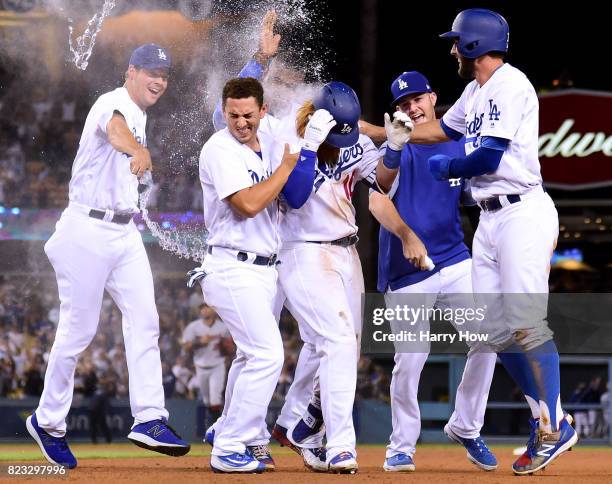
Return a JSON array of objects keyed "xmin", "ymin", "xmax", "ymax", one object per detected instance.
[
  {"xmin": 199, "ymin": 252, "xmax": 283, "ymax": 456},
  {"xmin": 385, "ymin": 259, "xmax": 497, "ymax": 458},
  {"xmin": 277, "ymin": 241, "xmax": 364, "ymax": 460},
  {"xmin": 37, "ymin": 205, "xmax": 168, "ymax": 436},
  {"xmin": 195, "ymin": 363, "xmax": 226, "ymax": 407},
  {"xmin": 472, "ymin": 190, "xmax": 559, "ymax": 351}
]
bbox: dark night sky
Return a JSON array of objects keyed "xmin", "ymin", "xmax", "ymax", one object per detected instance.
[{"xmin": 323, "ymin": 1, "xmax": 610, "ymax": 122}]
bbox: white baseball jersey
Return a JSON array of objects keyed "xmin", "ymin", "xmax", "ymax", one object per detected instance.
[
  {"xmin": 258, "ymin": 113, "xmax": 379, "ymax": 242},
  {"xmin": 199, "ymin": 127, "xmax": 283, "ymax": 256},
  {"xmin": 182, "ymin": 318, "xmax": 229, "ymax": 368},
  {"xmin": 69, "ymin": 87, "xmax": 145, "ymax": 213},
  {"xmin": 442, "ymin": 63, "xmax": 542, "ymax": 201}
]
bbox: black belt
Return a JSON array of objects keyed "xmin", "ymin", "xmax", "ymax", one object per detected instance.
[
  {"xmin": 478, "ymin": 194, "xmax": 521, "ymax": 212},
  {"xmin": 309, "ymin": 234, "xmax": 359, "ymax": 247},
  {"xmin": 89, "ymin": 209, "xmax": 133, "ymax": 224},
  {"xmin": 207, "ymin": 246, "xmax": 278, "ymax": 266}
]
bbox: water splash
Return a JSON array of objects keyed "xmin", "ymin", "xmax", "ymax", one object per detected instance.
[
  {"xmin": 139, "ymin": 172, "xmax": 208, "ymax": 263},
  {"xmin": 68, "ymin": 0, "xmax": 116, "ymax": 70}
]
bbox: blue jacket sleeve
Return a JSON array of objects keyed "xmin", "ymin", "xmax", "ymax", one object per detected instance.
[
  {"xmin": 281, "ymin": 149, "xmax": 317, "ymax": 209},
  {"xmin": 212, "ymin": 59, "xmax": 266, "ymax": 131}
]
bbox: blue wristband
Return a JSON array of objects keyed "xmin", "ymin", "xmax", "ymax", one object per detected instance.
[{"xmin": 383, "ymin": 148, "xmax": 401, "ymax": 169}]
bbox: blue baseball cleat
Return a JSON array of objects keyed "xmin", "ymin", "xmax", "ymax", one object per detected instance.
[
  {"xmin": 26, "ymin": 413, "xmax": 77, "ymax": 469},
  {"xmin": 289, "ymin": 403, "xmax": 325, "ymax": 446},
  {"xmin": 204, "ymin": 426, "xmax": 215, "ymax": 447},
  {"xmin": 444, "ymin": 423, "xmax": 498, "ymax": 471},
  {"xmin": 383, "ymin": 453, "xmax": 416, "ymax": 472},
  {"xmin": 513, "ymin": 413, "xmax": 574, "ymax": 474},
  {"xmin": 210, "ymin": 452, "xmax": 266, "ymax": 473},
  {"xmin": 513, "ymin": 416, "xmax": 577, "ymax": 475},
  {"xmin": 128, "ymin": 418, "xmax": 190, "ymax": 456}
]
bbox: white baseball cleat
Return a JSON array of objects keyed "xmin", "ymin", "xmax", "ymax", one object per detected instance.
[{"xmin": 328, "ymin": 451, "xmax": 358, "ymax": 474}]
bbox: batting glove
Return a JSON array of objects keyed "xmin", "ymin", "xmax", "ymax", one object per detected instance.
[
  {"xmin": 300, "ymin": 109, "xmax": 337, "ymax": 152},
  {"xmin": 428, "ymin": 154, "xmax": 452, "ymax": 180},
  {"xmin": 384, "ymin": 111, "xmax": 413, "ymax": 151}
]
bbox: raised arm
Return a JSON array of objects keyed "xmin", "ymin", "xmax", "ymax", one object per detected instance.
[{"xmin": 213, "ymin": 10, "xmax": 281, "ymax": 131}]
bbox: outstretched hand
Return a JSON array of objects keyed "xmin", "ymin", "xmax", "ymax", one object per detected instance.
[
  {"xmin": 384, "ymin": 111, "xmax": 414, "ymax": 151},
  {"xmin": 255, "ymin": 10, "xmax": 281, "ymax": 63}
]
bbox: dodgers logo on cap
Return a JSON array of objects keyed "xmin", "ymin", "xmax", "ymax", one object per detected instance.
[
  {"xmin": 390, "ymin": 71, "xmax": 432, "ymax": 107},
  {"xmin": 129, "ymin": 43, "xmax": 172, "ymax": 70}
]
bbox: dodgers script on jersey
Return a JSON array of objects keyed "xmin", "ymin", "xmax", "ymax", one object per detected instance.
[
  {"xmin": 199, "ymin": 128, "xmax": 282, "ymax": 256},
  {"xmin": 442, "ymin": 64, "xmax": 542, "ymax": 200},
  {"xmin": 281, "ymin": 134, "xmax": 379, "ymax": 242},
  {"xmin": 69, "ymin": 87, "xmax": 146, "ymax": 213}
]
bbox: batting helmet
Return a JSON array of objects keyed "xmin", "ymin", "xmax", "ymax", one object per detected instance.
[
  {"xmin": 312, "ymin": 81, "xmax": 361, "ymax": 148},
  {"xmin": 440, "ymin": 8, "xmax": 509, "ymax": 59}
]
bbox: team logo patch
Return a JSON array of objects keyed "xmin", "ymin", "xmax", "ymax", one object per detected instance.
[
  {"xmin": 448, "ymin": 178, "xmax": 461, "ymax": 187},
  {"xmin": 488, "ymin": 99, "xmax": 501, "ymax": 121},
  {"xmin": 158, "ymin": 49, "xmax": 167, "ymax": 61},
  {"xmin": 340, "ymin": 123, "xmax": 352, "ymax": 134},
  {"xmin": 398, "ymin": 79, "xmax": 408, "ymax": 90}
]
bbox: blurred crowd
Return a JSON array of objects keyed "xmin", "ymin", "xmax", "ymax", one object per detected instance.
[
  {"xmin": 0, "ymin": 275, "xmax": 390, "ymax": 406},
  {"xmin": 569, "ymin": 377, "xmax": 610, "ymax": 439},
  {"xmin": 0, "ymin": 64, "xmax": 207, "ymax": 212}
]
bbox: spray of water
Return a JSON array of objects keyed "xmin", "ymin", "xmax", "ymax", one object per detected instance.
[
  {"xmin": 67, "ymin": 0, "xmax": 116, "ymax": 70},
  {"xmin": 138, "ymin": 172, "xmax": 208, "ymax": 263},
  {"xmin": 52, "ymin": 0, "xmax": 334, "ymax": 262}
]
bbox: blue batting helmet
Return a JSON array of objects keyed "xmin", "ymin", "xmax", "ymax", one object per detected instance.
[
  {"xmin": 312, "ymin": 81, "xmax": 360, "ymax": 148},
  {"xmin": 440, "ymin": 8, "xmax": 509, "ymax": 59}
]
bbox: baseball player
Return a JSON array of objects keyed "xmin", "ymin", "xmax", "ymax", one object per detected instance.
[
  {"xmin": 182, "ymin": 303, "xmax": 230, "ymax": 431},
  {"xmin": 26, "ymin": 44, "xmax": 190, "ymax": 468},
  {"xmin": 377, "ymin": 9, "xmax": 577, "ymax": 475},
  {"xmin": 195, "ymin": 75, "xmax": 339, "ymax": 473},
  {"xmin": 368, "ymin": 70, "xmax": 498, "ymax": 472}
]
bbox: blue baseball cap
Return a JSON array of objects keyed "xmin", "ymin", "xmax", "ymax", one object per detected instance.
[
  {"xmin": 129, "ymin": 43, "xmax": 172, "ymax": 70},
  {"xmin": 390, "ymin": 71, "xmax": 432, "ymax": 107}
]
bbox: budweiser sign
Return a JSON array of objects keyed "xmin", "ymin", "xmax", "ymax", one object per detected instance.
[{"xmin": 538, "ymin": 90, "xmax": 612, "ymax": 190}]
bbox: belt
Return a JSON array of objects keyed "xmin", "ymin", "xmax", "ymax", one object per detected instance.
[
  {"xmin": 89, "ymin": 209, "xmax": 134, "ymax": 224},
  {"xmin": 207, "ymin": 246, "xmax": 278, "ymax": 266},
  {"xmin": 310, "ymin": 234, "xmax": 359, "ymax": 247},
  {"xmin": 478, "ymin": 194, "xmax": 522, "ymax": 212}
]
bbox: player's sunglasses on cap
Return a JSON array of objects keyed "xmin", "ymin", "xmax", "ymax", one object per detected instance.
[
  {"xmin": 390, "ymin": 71, "xmax": 432, "ymax": 108},
  {"xmin": 129, "ymin": 43, "xmax": 172, "ymax": 71}
]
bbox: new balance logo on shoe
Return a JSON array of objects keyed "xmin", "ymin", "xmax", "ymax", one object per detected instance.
[
  {"xmin": 147, "ymin": 425, "xmax": 167, "ymax": 438},
  {"xmin": 536, "ymin": 443, "xmax": 555, "ymax": 457}
]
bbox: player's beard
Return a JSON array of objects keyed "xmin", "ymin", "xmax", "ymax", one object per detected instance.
[{"xmin": 458, "ymin": 57, "xmax": 476, "ymax": 80}]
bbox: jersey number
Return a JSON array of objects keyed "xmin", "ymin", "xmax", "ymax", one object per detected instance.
[{"xmin": 343, "ymin": 172, "xmax": 355, "ymax": 200}]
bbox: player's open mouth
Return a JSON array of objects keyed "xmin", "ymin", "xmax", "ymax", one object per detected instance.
[
  {"xmin": 237, "ymin": 126, "xmax": 251, "ymax": 135},
  {"xmin": 410, "ymin": 114, "xmax": 425, "ymax": 123},
  {"xmin": 148, "ymin": 87, "xmax": 161, "ymax": 96}
]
